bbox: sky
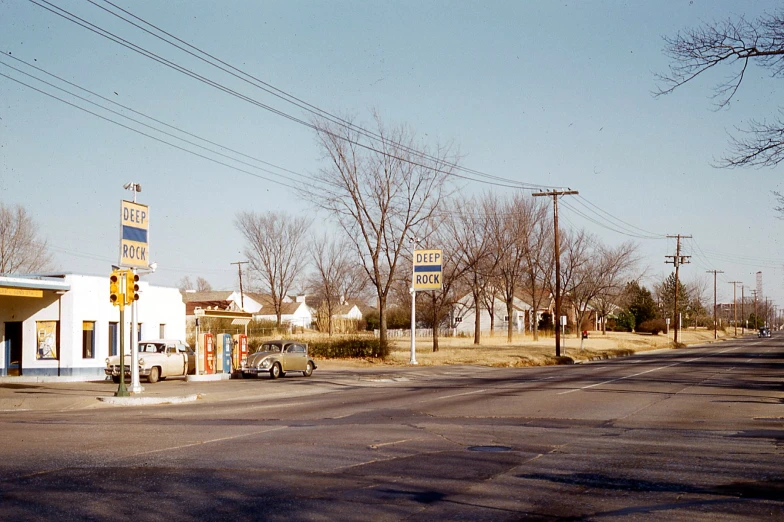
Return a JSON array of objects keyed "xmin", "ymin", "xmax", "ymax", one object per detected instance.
[{"xmin": 2, "ymin": 0, "xmax": 783, "ymax": 310}]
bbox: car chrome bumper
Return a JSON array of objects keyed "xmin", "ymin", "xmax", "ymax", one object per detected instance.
[{"xmin": 105, "ymin": 366, "xmax": 150, "ymax": 377}]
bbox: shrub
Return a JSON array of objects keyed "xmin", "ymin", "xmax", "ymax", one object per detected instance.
[
  {"xmin": 636, "ymin": 319, "xmax": 667, "ymax": 335},
  {"xmin": 308, "ymin": 336, "xmax": 389, "ymax": 359},
  {"xmin": 613, "ymin": 311, "xmax": 635, "ymax": 332}
]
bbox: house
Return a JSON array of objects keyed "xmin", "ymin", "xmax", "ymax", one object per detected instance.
[
  {"xmin": 452, "ymin": 290, "xmax": 533, "ymax": 335},
  {"xmin": 451, "ymin": 288, "xmax": 557, "ymax": 336},
  {"xmin": 181, "ymin": 290, "xmax": 264, "ymax": 314},
  {"xmin": 1, "ymin": 273, "xmax": 185, "ymax": 379},
  {"xmin": 253, "ymin": 295, "xmax": 314, "ymax": 328}
]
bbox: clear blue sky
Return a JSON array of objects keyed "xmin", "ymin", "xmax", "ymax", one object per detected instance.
[{"xmin": 1, "ymin": 0, "xmax": 783, "ymax": 310}]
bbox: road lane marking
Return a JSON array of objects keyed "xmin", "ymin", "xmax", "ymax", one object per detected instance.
[
  {"xmin": 557, "ymin": 347, "xmax": 739, "ymax": 395},
  {"xmin": 431, "ymin": 389, "xmax": 487, "ymax": 401}
]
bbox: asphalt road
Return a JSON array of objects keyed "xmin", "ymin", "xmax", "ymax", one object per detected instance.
[{"xmin": 1, "ymin": 336, "xmax": 783, "ymax": 521}]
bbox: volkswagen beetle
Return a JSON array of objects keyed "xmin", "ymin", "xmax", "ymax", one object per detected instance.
[{"xmin": 240, "ymin": 340, "xmax": 316, "ymax": 379}]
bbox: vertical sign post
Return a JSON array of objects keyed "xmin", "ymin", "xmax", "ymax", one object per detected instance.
[
  {"xmin": 411, "ymin": 249, "xmax": 442, "ymax": 364},
  {"xmin": 120, "ymin": 199, "xmax": 149, "ymax": 394}
]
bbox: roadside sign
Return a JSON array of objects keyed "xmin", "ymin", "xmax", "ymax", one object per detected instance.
[
  {"xmin": 413, "ymin": 249, "xmax": 442, "ymax": 290},
  {"xmin": 120, "ymin": 200, "xmax": 149, "ymax": 268}
]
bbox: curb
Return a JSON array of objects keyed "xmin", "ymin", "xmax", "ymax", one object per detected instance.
[{"xmin": 97, "ymin": 393, "xmax": 203, "ymax": 406}]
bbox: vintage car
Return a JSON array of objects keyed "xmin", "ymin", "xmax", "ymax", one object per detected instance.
[
  {"xmin": 240, "ymin": 340, "xmax": 316, "ymax": 379},
  {"xmin": 105, "ymin": 339, "xmax": 195, "ymax": 383},
  {"xmin": 758, "ymin": 327, "xmax": 772, "ymax": 338}
]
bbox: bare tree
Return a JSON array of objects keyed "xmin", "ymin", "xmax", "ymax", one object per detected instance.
[
  {"xmin": 449, "ymin": 194, "xmax": 497, "ymax": 345},
  {"xmin": 308, "ymin": 112, "xmax": 458, "ymax": 349},
  {"xmin": 490, "ymin": 193, "xmax": 543, "ymax": 343},
  {"xmin": 551, "ymin": 228, "xmax": 591, "ymax": 334},
  {"xmin": 307, "ymin": 234, "xmax": 367, "ymax": 336},
  {"xmin": 657, "ymin": 10, "xmax": 784, "ymax": 168},
  {"xmin": 236, "ymin": 211, "xmax": 310, "ymax": 326},
  {"xmin": 521, "ymin": 203, "xmax": 553, "ymax": 341},
  {"xmin": 569, "ymin": 240, "xmax": 640, "ymax": 337},
  {"xmin": 0, "ymin": 203, "xmax": 54, "ymax": 274},
  {"xmin": 196, "ymin": 277, "xmax": 212, "ymax": 292},
  {"xmin": 178, "ymin": 276, "xmax": 194, "ymax": 292}
]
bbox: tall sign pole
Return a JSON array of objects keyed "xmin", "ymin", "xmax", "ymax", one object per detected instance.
[
  {"xmin": 120, "ymin": 183, "xmax": 148, "ymax": 394},
  {"xmin": 533, "ymin": 189, "xmax": 578, "ymax": 357},
  {"xmin": 411, "ymin": 246, "xmax": 442, "ymax": 364}
]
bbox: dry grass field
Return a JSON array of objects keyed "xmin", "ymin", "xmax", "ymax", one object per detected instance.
[{"xmin": 315, "ymin": 328, "xmax": 748, "ymax": 369}]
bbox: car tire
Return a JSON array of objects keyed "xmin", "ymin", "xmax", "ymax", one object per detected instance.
[
  {"xmin": 148, "ymin": 366, "xmax": 160, "ymax": 384},
  {"xmin": 270, "ymin": 363, "xmax": 281, "ymax": 380},
  {"xmin": 303, "ymin": 361, "xmax": 314, "ymax": 377}
]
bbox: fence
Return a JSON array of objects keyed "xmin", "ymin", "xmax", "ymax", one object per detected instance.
[{"xmin": 375, "ymin": 328, "xmax": 459, "ymax": 338}]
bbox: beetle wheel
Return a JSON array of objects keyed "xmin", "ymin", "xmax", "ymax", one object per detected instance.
[
  {"xmin": 270, "ymin": 363, "xmax": 281, "ymax": 380},
  {"xmin": 303, "ymin": 361, "xmax": 314, "ymax": 377}
]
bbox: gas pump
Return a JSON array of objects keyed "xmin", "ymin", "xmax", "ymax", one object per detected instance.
[
  {"xmin": 232, "ymin": 334, "xmax": 248, "ymax": 371},
  {"xmin": 199, "ymin": 332, "xmax": 215, "ymax": 374}
]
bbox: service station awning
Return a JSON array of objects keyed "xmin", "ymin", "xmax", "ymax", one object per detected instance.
[{"xmin": 0, "ymin": 275, "xmax": 71, "ymax": 298}]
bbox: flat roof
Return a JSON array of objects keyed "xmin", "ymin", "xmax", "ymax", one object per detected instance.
[{"xmin": 0, "ymin": 275, "xmax": 71, "ymax": 292}]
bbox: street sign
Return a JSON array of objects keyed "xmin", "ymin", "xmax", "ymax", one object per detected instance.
[
  {"xmin": 413, "ymin": 249, "xmax": 442, "ymax": 290},
  {"xmin": 120, "ymin": 200, "xmax": 149, "ymax": 268}
]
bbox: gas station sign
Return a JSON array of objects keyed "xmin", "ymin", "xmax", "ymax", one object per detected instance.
[
  {"xmin": 120, "ymin": 200, "xmax": 149, "ymax": 268},
  {"xmin": 413, "ymin": 249, "xmax": 443, "ymax": 290}
]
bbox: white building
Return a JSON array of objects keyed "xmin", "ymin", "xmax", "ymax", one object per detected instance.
[{"xmin": 0, "ymin": 273, "xmax": 185, "ymax": 380}]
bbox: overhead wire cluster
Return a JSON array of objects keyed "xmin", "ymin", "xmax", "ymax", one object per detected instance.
[{"xmin": 4, "ymin": 0, "xmax": 779, "ymax": 283}]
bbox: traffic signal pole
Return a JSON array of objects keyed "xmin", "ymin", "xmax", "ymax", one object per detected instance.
[
  {"xmin": 129, "ymin": 268, "xmax": 144, "ymax": 394},
  {"xmin": 115, "ymin": 272, "xmax": 129, "ymax": 397}
]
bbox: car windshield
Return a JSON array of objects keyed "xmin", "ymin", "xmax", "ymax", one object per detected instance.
[
  {"xmin": 253, "ymin": 343, "xmax": 283, "ymax": 354},
  {"xmin": 139, "ymin": 343, "xmax": 164, "ymax": 353}
]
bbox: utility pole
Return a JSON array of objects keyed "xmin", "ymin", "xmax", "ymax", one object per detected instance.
[
  {"xmin": 230, "ymin": 261, "xmax": 248, "ymax": 310},
  {"xmin": 741, "ymin": 285, "xmax": 746, "ymax": 334},
  {"xmin": 532, "ymin": 188, "xmax": 578, "ymax": 357},
  {"xmin": 706, "ymin": 270, "xmax": 723, "ymax": 339},
  {"xmin": 728, "ymin": 281, "xmax": 741, "ymax": 337},
  {"xmin": 751, "ymin": 289, "xmax": 758, "ymax": 329},
  {"xmin": 665, "ymin": 234, "xmax": 691, "ymax": 344}
]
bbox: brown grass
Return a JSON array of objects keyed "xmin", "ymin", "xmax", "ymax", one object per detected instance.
[{"xmin": 315, "ymin": 328, "xmax": 745, "ymax": 370}]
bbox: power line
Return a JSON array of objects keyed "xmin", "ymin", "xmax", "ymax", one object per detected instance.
[
  {"xmin": 0, "ymin": 57, "xmax": 329, "ymax": 190},
  {"xmin": 90, "ymin": 0, "xmax": 562, "ymax": 190},
  {"xmin": 27, "ymin": 0, "xmax": 554, "ymax": 191}
]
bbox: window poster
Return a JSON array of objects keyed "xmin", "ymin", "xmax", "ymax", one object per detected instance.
[{"xmin": 36, "ymin": 321, "xmax": 58, "ymax": 360}]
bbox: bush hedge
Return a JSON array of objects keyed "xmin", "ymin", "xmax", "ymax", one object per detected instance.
[
  {"xmin": 636, "ymin": 319, "xmax": 667, "ymax": 335},
  {"xmin": 308, "ymin": 337, "xmax": 389, "ymax": 359}
]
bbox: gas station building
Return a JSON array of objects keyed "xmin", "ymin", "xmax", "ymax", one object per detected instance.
[{"xmin": 0, "ymin": 273, "xmax": 185, "ymax": 380}]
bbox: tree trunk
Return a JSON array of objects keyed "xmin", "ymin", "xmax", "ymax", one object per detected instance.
[
  {"xmin": 506, "ymin": 299, "xmax": 514, "ymax": 343},
  {"xmin": 378, "ymin": 294, "xmax": 388, "ymax": 352},
  {"xmin": 473, "ymin": 290, "xmax": 481, "ymax": 345}
]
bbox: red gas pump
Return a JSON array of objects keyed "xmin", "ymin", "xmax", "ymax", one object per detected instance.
[
  {"xmin": 232, "ymin": 334, "xmax": 248, "ymax": 371},
  {"xmin": 199, "ymin": 332, "xmax": 215, "ymax": 374}
]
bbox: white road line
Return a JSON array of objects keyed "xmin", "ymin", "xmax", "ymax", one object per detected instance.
[
  {"xmin": 557, "ymin": 347, "xmax": 739, "ymax": 395},
  {"xmin": 431, "ymin": 389, "xmax": 487, "ymax": 401}
]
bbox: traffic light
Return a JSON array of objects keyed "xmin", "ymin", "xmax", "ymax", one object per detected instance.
[
  {"xmin": 109, "ymin": 270, "xmax": 122, "ymax": 306},
  {"xmin": 126, "ymin": 271, "xmax": 140, "ymax": 304}
]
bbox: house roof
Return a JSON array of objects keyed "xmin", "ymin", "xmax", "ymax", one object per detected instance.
[
  {"xmin": 181, "ymin": 290, "xmax": 233, "ymax": 302},
  {"xmin": 184, "ymin": 300, "xmax": 232, "ymax": 315}
]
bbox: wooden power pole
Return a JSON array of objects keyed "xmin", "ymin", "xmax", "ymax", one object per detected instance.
[
  {"xmin": 706, "ymin": 270, "xmax": 723, "ymax": 339},
  {"xmin": 728, "ymin": 281, "xmax": 741, "ymax": 337},
  {"xmin": 665, "ymin": 234, "xmax": 691, "ymax": 344},
  {"xmin": 532, "ymin": 189, "xmax": 578, "ymax": 357},
  {"xmin": 231, "ymin": 260, "xmax": 249, "ymax": 310}
]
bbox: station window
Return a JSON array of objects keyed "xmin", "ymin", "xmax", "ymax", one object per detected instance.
[{"xmin": 82, "ymin": 321, "xmax": 96, "ymax": 359}]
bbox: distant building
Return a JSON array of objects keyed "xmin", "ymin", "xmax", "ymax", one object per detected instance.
[{"xmin": 1, "ymin": 273, "xmax": 185, "ymax": 380}]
